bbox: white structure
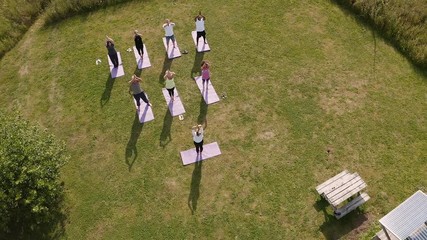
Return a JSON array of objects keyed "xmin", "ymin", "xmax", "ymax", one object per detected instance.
[{"xmin": 376, "ymin": 190, "xmax": 427, "ymax": 240}]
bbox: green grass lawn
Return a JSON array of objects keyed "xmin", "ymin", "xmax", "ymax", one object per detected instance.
[{"xmin": 0, "ymin": 0, "xmax": 426, "ymax": 239}]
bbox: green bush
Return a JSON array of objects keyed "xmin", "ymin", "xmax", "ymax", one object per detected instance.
[
  {"xmin": 334, "ymin": 0, "xmax": 427, "ymax": 68},
  {"xmin": 0, "ymin": 112, "xmax": 68, "ymax": 239}
]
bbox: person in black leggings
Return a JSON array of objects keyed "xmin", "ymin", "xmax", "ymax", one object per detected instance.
[
  {"xmin": 106, "ymin": 36, "xmax": 119, "ymax": 68},
  {"xmin": 134, "ymin": 30, "xmax": 144, "ymax": 58}
]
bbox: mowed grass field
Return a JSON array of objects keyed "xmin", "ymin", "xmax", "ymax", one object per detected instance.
[{"xmin": 0, "ymin": 0, "xmax": 426, "ymax": 239}]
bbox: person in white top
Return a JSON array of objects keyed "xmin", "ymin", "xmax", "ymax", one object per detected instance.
[
  {"xmin": 163, "ymin": 19, "xmax": 176, "ymax": 49},
  {"xmin": 191, "ymin": 120, "xmax": 207, "ymax": 155},
  {"xmin": 194, "ymin": 11, "xmax": 206, "ymax": 47}
]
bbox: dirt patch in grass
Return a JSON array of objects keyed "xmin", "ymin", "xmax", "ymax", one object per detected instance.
[{"xmin": 318, "ymin": 73, "xmax": 368, "ymax": 115}]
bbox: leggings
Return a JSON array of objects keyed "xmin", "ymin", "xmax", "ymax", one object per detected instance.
[
  {"xmin": 196, "ymin": 31, "xmax": 206, "ymax": 44},
  {"xmin": 109, "ymin": 52, "xmax": 119, "ymax": 67},
  {"xmin": 133, "ymin": 92, "xmax": 149, "ymax": 106},
  {"xmin": 167, "ymin": 87, "xmax": 175, "ymax": 97},
  {"xmin": 194, "ymin": 140, "xmax": 204, "ymax": 153},
  {"xmin": 136, "ymin": 45, "xmax": 144, "ymax": 56}
]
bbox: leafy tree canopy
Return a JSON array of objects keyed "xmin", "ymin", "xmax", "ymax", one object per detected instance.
[{"xmin": 0, "ymin": 112, "xmax": 68, "ymax": 239}]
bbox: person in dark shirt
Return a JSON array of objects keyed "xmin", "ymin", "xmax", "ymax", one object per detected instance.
[
  {"xmin": 134, "ymin": 30, "xmax": 144, "ymax": 58},
  {"xmin": 106, "ymin": 35, "xmax": 119, "ymax": 68}
]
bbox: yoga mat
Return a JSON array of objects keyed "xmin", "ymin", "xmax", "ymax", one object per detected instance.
[
  {"xmin": 180, "ymin": 142, "xmax": 221, "ymax": 165},
  {"xmin": 162, "ymin": 88, "xmax": 186, "ymax": 117},
  {"xmin": 133, "ymin": 94, "xmax": 154, "ymax": 123},
  {"xmin": 162, "ymin": 37, "xmax": 182, "ymax": 59},
  {"xmin": 107, "ymin": 52, "xmax": 125, "ymax": 78},
  {"xmin": 133, "ymin": 45, "xmax": 151, "ymax": 69},
  {"xmin": 194, "ymin": 76, "xmax": 220, "ymax": 104},
  {"xmin": 191, "ymin": 31, "xmax": 210, "ymax": 52}
]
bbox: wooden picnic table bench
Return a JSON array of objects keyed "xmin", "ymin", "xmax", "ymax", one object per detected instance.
[{"xmin": 316, "ymin": 170, "xmax": 370, "ymax": 219}]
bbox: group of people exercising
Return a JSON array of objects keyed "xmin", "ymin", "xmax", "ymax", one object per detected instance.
[{"xmin": 105, "ymin": 12, "xmax": 210, "ymax": 155}]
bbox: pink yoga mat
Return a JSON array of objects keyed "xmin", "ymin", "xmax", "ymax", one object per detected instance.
[
  {"xmin": 162, "ymin": 37, "xmax": 182, "ymax": 59},
  {"xmin": 132, "ymin": 94, "xmax": 154, "ymax": 123},
  {"xmin": 180, "ymin": 142, "xmax": 221, "ymax": 165},
  {"xmin": 133, "ymin": 45, "xmax": 151, "ymax": 69},
  {"xmin": 162, "ymin": 88, "xmax": 186, "ymax": 117},
  {"xmin": 191, "ymin": 31, "xmax": 210, "ymax": 52},
  {"xmin": 194, "ymin": 76, "xmax": 220, "ymax": 104},
  {"xmin": 107, "ymin": 52, "xmax": 125, "ymax": 78}
]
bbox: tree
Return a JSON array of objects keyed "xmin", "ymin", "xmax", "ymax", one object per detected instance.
[{"xmin": 0, "ymin": 112, "xmax": 68, "ymax": 239}]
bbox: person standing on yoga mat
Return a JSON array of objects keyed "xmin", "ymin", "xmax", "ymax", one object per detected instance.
[
  {"xmin": 163, "ymin": 19, "xmax": 176, "ymax": 49},
  {"xmin": 129, "ymin": 75, "xmax": 152, "ymax": 110},
  {"xmin": 194, "ymin": 11, "xmax": 206, "ymax": 47},
  {"xmin": 201, "ymin": 60, "xmax": 210, "ymax": 85},
  {"xmin": 134, "ymin": 30, "xmax": 144, "ymax": 58},
  {"xmin": 192, "ymin": 120, "xmax": 207, "ymax": 155},
  {"xmin": 164, "ymin": 70, "xmax": 176, "ymax": 101},
  {"xmin": 106, "ymin": 36, "xmax": 119, "ymax": 68}
]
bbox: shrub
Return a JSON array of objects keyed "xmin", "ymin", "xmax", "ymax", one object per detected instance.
[{"xmin": 0, "ymin": 112, "xmax": 68, "ymax": 239}]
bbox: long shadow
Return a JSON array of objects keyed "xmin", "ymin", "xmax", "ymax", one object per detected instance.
[
  {"xmin": 313, "ymin": 197, "xmax": 368, "ymax": 239},
  {"xmin": 158, "ymin": 54, "xmax": 173, "ymax": 85},
  {"xmin": 134, "ymin": 66, "xmax": 142, "ymax": 77},
  {"xmin": 197, "ymin": 96, "xmax": 208, "ymax": 124},
  {"xmin": 188, "ymin": 161, "xmax": 203, "ymax": 214},
  {"xmin": 191, "ymin": 52, "xmax": 205, "ymax": 78},
  {"xmin": 159, "ymin": 109, "xmax": 173, "ymax": 148},
  {"xmin": 125, "ymin": 113, "xmax": 144, "ymax": 171},
  {"xmin": 101, "ymin": 73, "xmax": 115, "ymax": 107}
]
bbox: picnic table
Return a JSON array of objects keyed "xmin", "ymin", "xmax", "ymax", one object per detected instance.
[{"xmin": 316, "ymin": 170, "xmax": 370, "ymax": 219}]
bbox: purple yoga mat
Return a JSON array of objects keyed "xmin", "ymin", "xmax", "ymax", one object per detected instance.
[
  {"xmin": 132, "ymin": 94, "xmax": 154, "ymax": 123},
  {"xmin": 162, "ymin": 88, "xmax": 186, "ymax": 117},
  {"xmin": 133, "ymin": 45, "xmax": 151, "ymax": 69},
  {"xmin": 194, "ymin": 76, "xmax": 220, "ymax": 104},
  {"xmin": 107, "ymin": 52, "xmax": 125, "ymax": 78},
  {"xmin": 162, "ymin": 37, "xmax": 182, "ymax": 59},
  {"xmin": 180, "ymin": 142, "xmax": 221, "ymax": 165},
  {"xmin": 191, "ymin": 31, "xmax": 210, "ymax": 52}
]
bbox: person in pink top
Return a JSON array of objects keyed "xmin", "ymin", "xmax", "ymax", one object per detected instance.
[{"xmin": 201, "ymin": 60, "xmax": 210, "ymax": 87}]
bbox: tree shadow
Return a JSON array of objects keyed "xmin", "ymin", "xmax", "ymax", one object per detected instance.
[
  {"xmin": 100, "ymin": 73, "xmax": 115, "ymax": 107},
  {"xmin": 3, "ymin": 183, "xmax": 67, "ymax": 240},
  {"xmin": 191, "ymin": 52, "xmax": 204, "ymax": 79},
  {"xmin": 125, "ymin": 113, "xmax": 144, "ymax": 171},
  {"xmin": 197, "ymin": 97, "xmax": 208, "ymax": 124},
  {"xmin": 188, "ymin": 161, "xmax": 202, "ymax": 214},
  {"xmin": 313, "ymin": 197, "xmax": 368, "ymax": 239},
  {"xmin": 158, "ymin": 54, "xmax": 173, "ymax": 85},
  {"xmin": 159, "ymin": 109, "xmax": 172, "ymax": 148}
]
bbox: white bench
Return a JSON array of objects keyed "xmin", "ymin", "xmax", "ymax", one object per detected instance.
[
  {"xmin": 316, "ymin": 170, "xmax": 350, "ymax": 196},
  {"xmin": 334, "ymin": 192, "xmax": 370, "ymax": 219}
]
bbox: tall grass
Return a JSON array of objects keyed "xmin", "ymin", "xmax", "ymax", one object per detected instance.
[
  {"xmin": 0, "ymin": 0, "xmax": 133, "ymax": 59},
  {"xmin": 334, "ymin": 0, "xmax": 427, "ymax": 68},
  {"xmin": 44, "ymin": 0, "xmax": 134, "ymax": 24},
  {"xmin": 0, "ymin": 0, "xmax": 49, "ymax": 58}
]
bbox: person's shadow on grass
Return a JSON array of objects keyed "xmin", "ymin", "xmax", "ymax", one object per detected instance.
[
  {"xmin": 134, "ymin": 67, "xmax": 142, "ymax": 77},
  {"xmin": 197, "ymin": 96, "xmax": 208, "ymax": 124},
  {"xmin": 125, "ymin": 113, "xmax": 144, "ymax": 171},
  {"xmin": 191, "ymin": 52, "xmax": 204, "ymax": 79},
  {"xmin": 188, "ymin": 161, "xmax": 202, "ymax": 214},
  {"xmin": 158, "ymin": 54, "xmax": 173, "ymax": 85},
  {"xmin": 101, "ymin": 74, "xmax": 115, "ymax": 107},
  {"xmin": 159, "ymin": 109, "xmax": 172, "ymax": 148}
]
